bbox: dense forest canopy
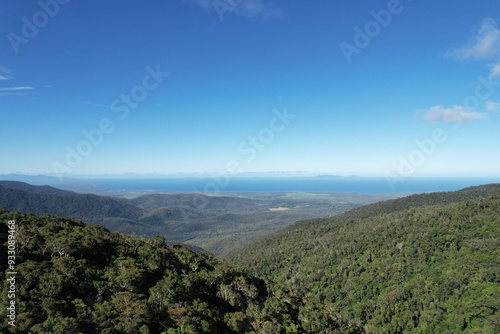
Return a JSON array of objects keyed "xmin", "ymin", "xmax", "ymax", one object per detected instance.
[
  {"xmin": 0, "ymin": 210, "xmax": 298, "ymax": 333},
  {"xmin": 227, "ymin": 186, "xmax": 500, "ymax": 333},
  {"xmin": 1, "ymin": 184, "xmax": 499, "ymax": 333}
]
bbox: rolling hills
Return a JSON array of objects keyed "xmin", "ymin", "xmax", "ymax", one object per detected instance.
[{"xmin": 0, "ymin": 181, "xmax": 387, "ymax": 255}]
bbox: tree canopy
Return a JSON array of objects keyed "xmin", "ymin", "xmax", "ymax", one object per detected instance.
[
  {"xmin": 228, "ymin": 192, "xmax": 500, "ymax": 333},
  {"xmin": 2, "ymin": 184, "xmax": 500, "ymax": 333},
  {"xmin": 0, "ymin": 210, "xmax": 297, "ymax": 333}
]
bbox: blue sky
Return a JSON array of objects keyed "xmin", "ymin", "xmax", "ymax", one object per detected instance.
[{"xmin": 1, "ymin": 0, "xmax": 500, "ymax": 177}]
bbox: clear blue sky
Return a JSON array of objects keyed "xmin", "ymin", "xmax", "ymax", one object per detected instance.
[{"xmin": 1, "ymin": 0, "xmax": 499, "ymax": 177}]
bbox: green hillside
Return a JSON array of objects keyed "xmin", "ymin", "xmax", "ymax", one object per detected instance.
[
  {"xmin": 334, "ymin": 183, "xmax": 500, "ymax": 221},
  {"xmin": 0, "ymin": 184, "xmax": 144, "ymax": 223},
  {"xmin": 227, "ymin": 186, "xmax": 500, "ymax": 333},
  {"xmin": 0, "ymin": 210, "xmax": 298, "ymax": 333}
]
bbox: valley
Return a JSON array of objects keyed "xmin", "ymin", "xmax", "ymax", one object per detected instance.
[{"xmin": 0, "ymin": 181, "xmax": 396, "ymax": 255}]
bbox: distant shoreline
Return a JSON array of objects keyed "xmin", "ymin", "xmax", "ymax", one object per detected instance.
[{"xmin": 2, "ymin": 175, "xmax": 499, "ymax": 195}]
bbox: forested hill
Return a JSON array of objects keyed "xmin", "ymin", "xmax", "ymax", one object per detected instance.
[
  {"xmin": 0, "ymin": 182, "xmax": 144, "ymax": 222},
  {"xmin": 0, "ymin": 181, "xmax": 78, "ymax": 196},
  {"xmin": 320, "ymin": 183, "xmax": 500, "ymax": 222},
  {"xmin": 227, "ymin": 186, "xmax": 500, "ymax": 333},
  {"xmin": 0, "ymin": 210, "xmax": 298, "ymax": 333}
]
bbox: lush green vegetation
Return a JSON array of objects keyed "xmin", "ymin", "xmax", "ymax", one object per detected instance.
[
  {"xmin": 227, "ymin": 186, "xmax": 500, "ymax": 333},
  {"xmin": 0, "ymin": 210, "xmax": 298, "ymax": 333},
  {"xmin": 2, "ymin": 184, "xmax": 499, "ymax": 333}
]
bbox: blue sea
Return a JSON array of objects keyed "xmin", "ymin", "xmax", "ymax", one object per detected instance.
[{"xmin": 88, "ymin": 177, "xmax": 500, "ymax": 194}]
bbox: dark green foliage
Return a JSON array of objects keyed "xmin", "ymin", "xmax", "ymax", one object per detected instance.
[
  {"xmin": 0, "ymin": 184, "xmax": 143, "ymax": 223},
  {"xmin": 0, "ymin": 211, "xmax": 295, "ymax": 333},
  {"xmin": 2, "ymin": 184, "xmax": 499, "ymax": 333},
  {"xmin": 228, "ymin": 187, "xmax": 500, "ymax": 333},
  {"xmin": 335, "ymin": 183, "xmax": 500, "ymax": 221}
]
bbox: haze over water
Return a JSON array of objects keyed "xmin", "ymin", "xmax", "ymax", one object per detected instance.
[{"xmin": 90, "ymin": 177, "xmax": 500, "ymax": 194}]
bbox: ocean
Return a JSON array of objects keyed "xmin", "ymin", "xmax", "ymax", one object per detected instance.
[{"xmin": 88, "ymin": 177, "xmax": 500, "ymax": 194}]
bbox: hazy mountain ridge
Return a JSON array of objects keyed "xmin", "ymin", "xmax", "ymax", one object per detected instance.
[{"xmin": 0, "ymin": 181, "xmax": 79, "ymax": 196}]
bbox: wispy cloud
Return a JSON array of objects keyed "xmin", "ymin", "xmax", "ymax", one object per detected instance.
[
  {"xmin": 0, "ymin": 66, "xmax": 13, "ymax": 81},
  {"xmin": 444, "ymin": 18, "xmax": 500, "ymax": 80},
  {"xmin": 422, "ymin": 105, "xmax": 487, "ymax": 122},
  {"xmin": 188, "ymin": 0, "xmax": 283, "ymax": 19},
  {"xmin": 188, "ymin": 0, "xmax": 211, "ymax": 9},
  {"xmin": 0, "ymin": 86, "xmax": 35, "ymax": 96},
  {"xmin": 77, "ymin": 101, "xmax": 110, "ymax": 109},
  {"xmin": 0, "ymin": 67, "xmax": 36, "ymax": 95},
  {"xmin": 446, "ymin": 18, "xmax": 500, "ymax": 60},
  {"xmin": 0, "ymin": 86, "xmax": 35, "ymax": 91},
  {"xmin": 485, "ymin": 100, "xmax": 500, "ymax": 112},
  {"xmin": 234, "ymin": 0, "xmax": 283, "ymax": 19}
]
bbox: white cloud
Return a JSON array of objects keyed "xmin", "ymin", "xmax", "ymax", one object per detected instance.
[
  {"xmin": 490, "ymin": 61, "xmax": 500, "ymax": 79},
  {"xmin": 423, "ymin": 105, "xmax": 486, "ymax": 122},
  {"xmin": 446, "ymin": 18, "xmax": 500, "ymax": 60},
  {"xmin": 188, "ymin": 0, "xmax": 283, "ymax": 19},
  {"xmin": 485, "ymin": 100, "xmax": 500, "ymax": 112},
  {"xmin": 421, "ymin": 19, "xmax": 500, "ymax": 125}
]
